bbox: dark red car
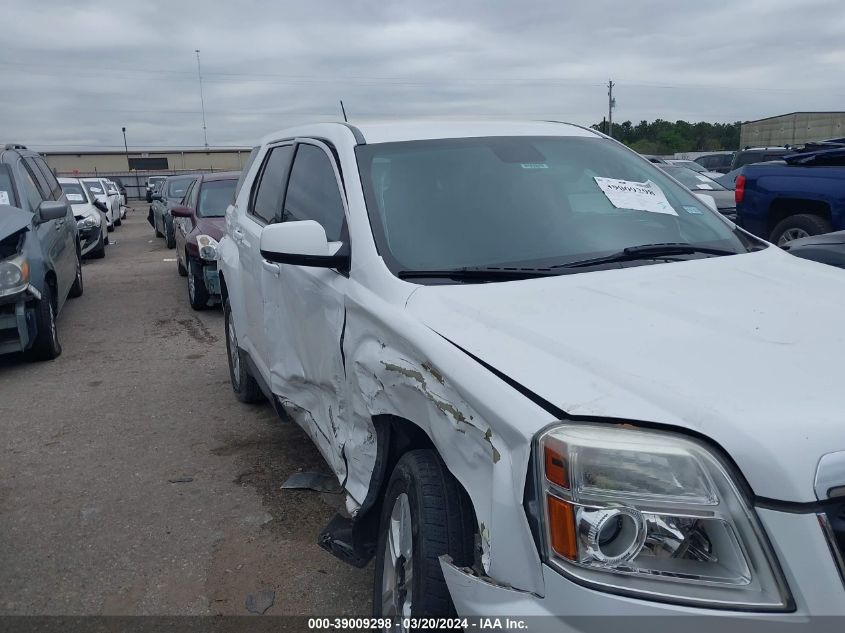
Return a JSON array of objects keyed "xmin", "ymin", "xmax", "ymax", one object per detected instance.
[{"xmin": 171, "ymin": 171, "xmax": 240, "ymax": 310}]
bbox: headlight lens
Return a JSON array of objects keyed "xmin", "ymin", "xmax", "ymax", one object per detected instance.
[
  {"xmin": 76, "ymin": 214, "xmax": 99, "ymax": 229},
  {"xmin": 196, "ymin": 234, "xmax": 219, "ymax": 260},
  {"xmin": 0, "ymin": 258, "xmax": 29, "ymax": 295},
  {"xmin": 536, "ymin": 424, "xmax": 791, "ymax": 609}
]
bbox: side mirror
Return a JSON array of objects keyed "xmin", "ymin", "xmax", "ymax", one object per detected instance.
[
  {"xmin": 694, "ymin": 193, "xmax": 719, "ymax": 212},
  {"xmin": 93, "ymin": 199, "xmax": 108, "ymax": 212},
  {"xmin": 37, "ymin": 200, "xmax": 69, "ymax": 223},
  {"xmin": 170, "ymin": 206, "xmax": 193, "ymax": 218},
  {"xmin": 152, "ymin": 193, "xmax": 163, "ymax": 202},
  {"xmin": 259, "ymin": 220, "xmax": 349, "ymax": 271}
]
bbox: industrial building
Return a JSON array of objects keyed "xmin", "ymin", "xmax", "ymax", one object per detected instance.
[
  {"xmin": 740, "ymin": 112, "xmax": 845, "ymax": 148},
  {"xmin": 40, "ymin": 147, "xmax": 252, "ymax": 199}
]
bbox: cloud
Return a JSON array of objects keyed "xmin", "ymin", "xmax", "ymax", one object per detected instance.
[{"xmin": 1, "ymin": 0, "xmax": 843, "ymax": 149}]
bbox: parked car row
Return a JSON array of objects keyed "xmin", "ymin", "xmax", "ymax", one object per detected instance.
[{"xmin": 148, "ymin": 171, "xmax": 239, "ymax": 310}]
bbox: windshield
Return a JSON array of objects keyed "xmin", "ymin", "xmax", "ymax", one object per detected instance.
[
  {"xmin": 167, "ymin": 178, "xmax": 193, "ymax": 199},
  {"xmin": 357, "ymin": 136, "xmax": 749, "ymax": 273},
  {"xmin": 82, "ymin": 180, "xmax": 105, "ymax": 197},
  {"xmin": 61, "ymin": 182, "xmax": 89, "ymax": 204},
  {"xmin": 149, "ymin": 176, "xmax": 165, "ymax": 186},
  {"xmin": 660, "ymin": 166, "xmax": 727, "ymax": 191},
  {"xmin": 670, "ymin": 160, "xmax": 706, "ymax": 173},
  {"xmin": 197, "ymin": 179, "xmax": 236, "ymax": 217}
]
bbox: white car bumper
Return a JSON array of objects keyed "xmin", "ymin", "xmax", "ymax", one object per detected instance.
[{"xmin": 442, "ymin": 508, "xmax": 844, "ymax": 629}]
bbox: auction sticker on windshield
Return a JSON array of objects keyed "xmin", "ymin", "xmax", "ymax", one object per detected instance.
[
  {"xmin": 0, "ymin": 191, "xmax": 9, "ymax": 205},
  {"xmin": 594, "ymin": 176, "xmax": 677, "ymax": 215},
  {"xmin": 66, "ymin": 194, "xmax": 84, "ymax": 202}
]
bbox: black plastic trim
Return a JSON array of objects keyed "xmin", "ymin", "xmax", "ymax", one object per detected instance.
[{"xmin": 339, "ymin": 123, "xmax": 366, "ymax": 145}]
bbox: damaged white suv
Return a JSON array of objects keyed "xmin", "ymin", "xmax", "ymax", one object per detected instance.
[{"xmin": 219, "ymin": 121, "xmax": 844, "ymax": 625}]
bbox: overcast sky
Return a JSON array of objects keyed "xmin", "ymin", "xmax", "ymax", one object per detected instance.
[{"xmin": 2, "ymin": 0, "xmax": 844, "ymax": 150}]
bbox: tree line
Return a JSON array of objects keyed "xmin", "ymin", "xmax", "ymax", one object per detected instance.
[{"xmin": 591, "ymin": 119, "xmax": 741, "ymax": 155}]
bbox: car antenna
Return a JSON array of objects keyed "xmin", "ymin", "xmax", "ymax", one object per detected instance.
[{"xmin": 339, "ymin": 100, "xmax": 348, "ymax": 123}]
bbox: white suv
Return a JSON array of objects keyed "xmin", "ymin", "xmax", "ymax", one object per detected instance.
[{"xmin": 219, "ymin": 121, "xmax": 844, "ymax": 624}]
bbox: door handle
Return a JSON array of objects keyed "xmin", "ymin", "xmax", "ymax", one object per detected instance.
[
  {"xmin": 262, "ymin": 260, "xmax": 280, "ymax": 276},
  {"xmin": 232, "ymin": 228, "xmax": 245, "ymax": 242}
]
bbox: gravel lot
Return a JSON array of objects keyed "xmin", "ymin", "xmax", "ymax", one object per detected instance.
[{"xmin": 0, "ymin": 208, "xmax": 371, "ymax": 615}]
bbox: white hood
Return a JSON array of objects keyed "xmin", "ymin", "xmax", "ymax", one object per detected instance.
[{"xmin": 405, "ymin": 247, "xmax": 845, "ymax": 502}]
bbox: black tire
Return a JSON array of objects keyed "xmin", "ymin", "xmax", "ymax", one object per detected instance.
[
  {"xmin": 223, "ymin": 297, "xmax": 263, "ymax": 403},
  {"xmin": 165, "ymin": 218, "xmax": 176, "ymax": 248},
  {"xmin": 107, "ymin": 224, "xmax": 114, "ymax": 233},
  {"xmin": 188, "ymin": 257, "xmax": 210, "ymax": 311},
  {"xmin": 770, "ymin": 214, "xmax": 832, "ymax": 246},
  {"xmin": 68, "ymin": 249, "xmax": 83, "ymax": 298},
  {"xmin": 177, "ymin": 252, "xmax": 188, "ymax": 277},
  {"xmin": 27, "ymin": 284, "xmax": 62, "ymax": 361},
  {"xmin": 91, "ymin": 232, "xmax": 106, "ymax": 259},
  {"xmin": 114, "ymin": 217, "xmax": 122, "ymax": 227},
  {"xmin": 372, "ymin": 450, "xmax": 475, "ymax": 622}
]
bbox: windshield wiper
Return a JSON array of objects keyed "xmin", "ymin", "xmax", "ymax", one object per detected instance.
[
  {"xmin": 397, "ymin": 266, "xmax": 561, "ymax": 282},
  {"xmin": 554, "ymin": 243, "xmax": 739, "ymax": 269}
]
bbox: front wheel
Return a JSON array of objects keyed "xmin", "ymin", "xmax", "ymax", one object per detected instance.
[
  {"xmin": 68, "ymin": 249, "xmax": 84, "ymax": 298},
  {"xmin": 164, "ymin": 218, "xmax": 176, "ymax": 248},
  {"xmin": 224, "ymin": 297, "xmax": 263, "ymax": 403},
  {"xmin": 91, "ymin": 231, "xmax": 106, "ymax": 259},
  {"xmin": 770, "ymin": 214, "xmax": 832, "ymax": 246},
  {"xmin": 372, "ymin": 450, "xmax": 475, "ymax": 623},
  {"xmin": 27, "ymin": 285, "xmax": 62, "ymax": 361},
  {"xmin": 188, "ymin": 258, "xmax": 210, "ymax": 310}
]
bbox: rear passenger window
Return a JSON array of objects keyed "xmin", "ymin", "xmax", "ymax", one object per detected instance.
[
  {"xmin": 251, "ymin": 145, "xmax": 294, "ymax": 224},
  {"xmin": 19, "ymin": 161, "xmax": 45, "ymax": 211},
  {"xmin": 283, "ymin": 144, "xmax": 345, "ymax": 242},
  {"xmin": 33, "ymin": 157, "xmax": 61, "ymax": 200},
  {"xmin": 24, "ymin": 158, "xmax": 52, "ymax": 200}
]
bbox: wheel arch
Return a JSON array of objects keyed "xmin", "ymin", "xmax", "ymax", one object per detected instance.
[
  {"xmin": 350, "ymin": 414, "xmax": 481, "ymax": 569},
  {"xmin": 767, "ymin": 198, "xmax": 832, "ymax": 235}
]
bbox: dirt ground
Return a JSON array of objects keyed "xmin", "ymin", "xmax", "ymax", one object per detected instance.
[{"xmin": 0, "ymin": 207, "xmax": 372, "ymax": 615}]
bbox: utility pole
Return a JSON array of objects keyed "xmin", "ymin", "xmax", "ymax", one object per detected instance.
[
  {"xmin": 122, "ymin": 127, "xmax": 129, "ymax": 169},
  {"xmin": 607, "ymin": 79, "xmax": 616, "ymax": 138},
  {"xmin": 195, "ymin": 49, "xmax": 209, "ymax": 149}
]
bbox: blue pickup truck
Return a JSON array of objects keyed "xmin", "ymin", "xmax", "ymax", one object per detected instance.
[{"xmin": 735, "ymin": 143, "xmax": 845, "ymax": 245}]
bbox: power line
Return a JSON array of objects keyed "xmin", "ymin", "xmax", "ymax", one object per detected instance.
[{"xmin": 4, "ymin": 59, "xmax": 841, "ymax": 94}]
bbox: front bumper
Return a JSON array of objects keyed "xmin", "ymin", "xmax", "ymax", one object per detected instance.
[
  {"xmin": 0, "ymin": 285, "xmax": 41, "ymax": 355},
  {"xmin": 78, "ymin": 225, "xmax": 102, "ymax": 256},
  {"xmin": 443, "ymin": 508, "xmax": 844, "ymax": 627},
  {"xmin": 201, "ymin": 261, "xmax": 221, "ymax": 297}
]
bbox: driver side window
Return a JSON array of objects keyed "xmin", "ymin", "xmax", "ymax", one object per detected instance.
[{"xmin": 282, "ymin": 143, "xmax": 346, "ymax": 242}]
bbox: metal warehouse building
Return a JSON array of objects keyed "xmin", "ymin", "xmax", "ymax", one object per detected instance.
[
  {"xmin": 40, "ymin": 147, "xmax": 252, "ymax": 199},
  {"xmin": 740, "ymin": 112, "xmax": 845, "ymax": 148}
]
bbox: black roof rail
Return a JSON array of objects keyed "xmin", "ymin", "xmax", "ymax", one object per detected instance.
[{"xmin": 4, "ymin": 143, "xmax": 28, "ymax": 150}]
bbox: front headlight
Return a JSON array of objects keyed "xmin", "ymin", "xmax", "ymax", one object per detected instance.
[
  {"xmin": 76, "ymin": 214, "xmax": 99, "ymax": 229},
  {"xmin": 535, "ymin": 423, "xmax": 791, "ymax": 610},
  {"xmin": 196, "ymin": 235, "xmax": 219, "ymax": 260},
  {"xmin": 0, "ymin": 257, "xmax": 29, "ymax": 296}
]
